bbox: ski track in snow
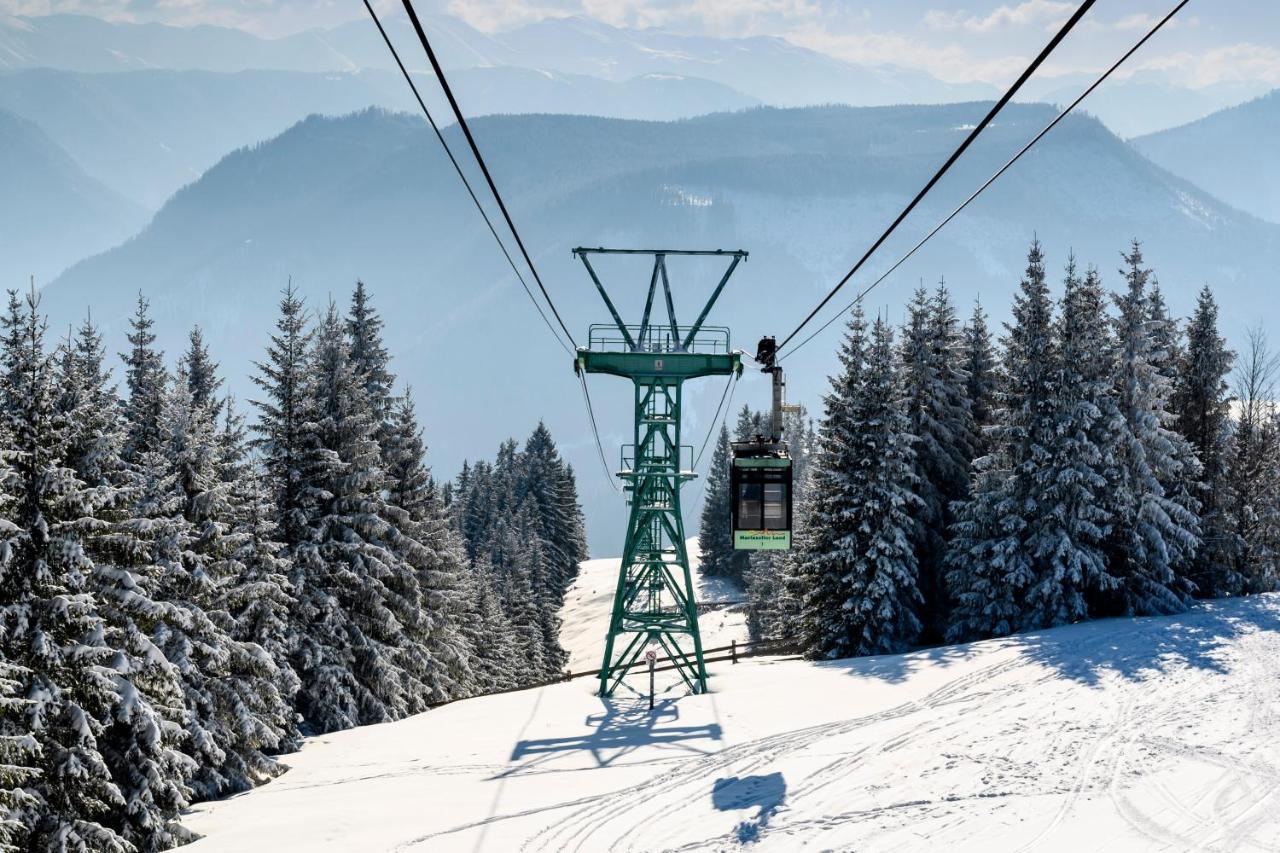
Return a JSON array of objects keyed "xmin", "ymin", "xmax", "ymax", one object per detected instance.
[{"xmin": 185, "ymin": 573, "xmax": 1280, "ymax": 853}]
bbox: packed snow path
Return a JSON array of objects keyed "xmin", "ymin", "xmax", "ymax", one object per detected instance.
[
  {"xmin": 186, "ymin": 594, "xmax": 1280, "ymax": 851},
  {"xmin": 558, "ymin": 540, "xmax": 749, "ymax": 673}
]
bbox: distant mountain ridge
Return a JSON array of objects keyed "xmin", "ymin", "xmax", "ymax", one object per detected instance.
[
  {"xmin": 2, "ymin": 11, "xmax": 1262, "ymax": 137},
  {"xmin": 0, "ymin": 67, "xmax": 757, "ymax": 210},
  {"xmin": 0, "ymin": 12, "xmax": 992, "ymax": 107},
  {"xmin": 1133, "ymin": 90, "xmax": 1280, "ymax": 223},
  {"xmin": 0, "ymin": 107, "xmax": 146, "ymax": 286},
  {"xmin": 42, "ymin": 104, "xmax": 1280, "ymax": 551}
]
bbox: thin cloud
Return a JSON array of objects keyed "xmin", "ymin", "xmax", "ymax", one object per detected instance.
[{"xmin": 924, "ymin": 1, "xmax": 1075, "ymax": 34}]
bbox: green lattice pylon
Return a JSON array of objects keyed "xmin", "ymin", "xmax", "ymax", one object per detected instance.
[{"xmin": 572, "ymin": 247, "xmax": 745, "ymax": 697}]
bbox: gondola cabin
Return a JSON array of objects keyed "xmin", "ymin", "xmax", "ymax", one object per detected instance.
[{"xmin": 730, "ymin": 441, "xmax": 792, "ymax": 550}]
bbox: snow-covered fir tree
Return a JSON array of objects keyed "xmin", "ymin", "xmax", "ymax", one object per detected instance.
[
  {"xmin": 796, "ymin": 308, "xmax": 923, "ymax": 659},
  {"xmin": 962, "ymin": 299, "xmax": 998, "ymax": 454},
  {"xmin": 1172, "ymin": 286, "xmax": 1242, "ymax": 597},
  {"xmin": 54, "ymin": 313, "xmax": 196, "ymax": 851},
  {"xmin": 0, "ymin": 661, "xmax": 39, "ymax": 852},
  {"xmin": 1102, "ymin": 242, "xmax": 1200, "ymax": 614},
  {"xmin": 1231, "ymin": 329, "xmax": 1280, "ymax": 594},
  {"xmin": 449, "ymin": 425, "xmax": 586, "ymax": 687},
  {"xmin": 946, "ymin": 241, "xmax": 1061, "ymax": 641},
  {"xmin": 517, "ymin": 422, "xmax": 587, "ymax": 605},
  {"xmin": 1031, "ymin": 258, "xmax": 1117, "ymax": 624},
  {"xmin": 345, "ymin": 280, "xmax": 396, "ymax": 457},
  {"xmin": 697, "ymin": 424, "xmax": 734, "ymax": 579},
  {"xmin": 456, "ymin": 558, "xmax": 519, "ymax": 691},
  {"xmin": 251, "ymin": 281, "xmax": 317, "ymax": 552},
  {"xmin": 180, "ymin": 327, "xmax": 224, "ymax": 418},
  {"xmin": 0, "ymin": 289, "xmax": 192, "ymax": 852},
  {"xmin": 383, "ymin": 390, "xmax": 474, "ymax": 702},
  {"xmin": 288, "ymin": 303, "xmax": 430, "ymax": 731},
  {"xmin": 139, "ymin": 370, "xmax": 296, "ymax": 799},
  {"xmin": 898, "ymin": 283, "xmax": 974, "ymax": 639},
  {"xmin": 734, "ymin": 404, "xmax": 766, "ymax": 443},
  {"xmin": 120, "ymin": 294, "xmax": 169, "ymax": 466},
  {"xmin": 215, "ymin": 401, "xmax": 300, "ymax": 751}
]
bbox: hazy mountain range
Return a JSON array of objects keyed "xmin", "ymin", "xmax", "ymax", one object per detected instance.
[
  {"xmin": 1019, "ymin": 71, "xmax": 1271, "ymax": 140},
  {"xmin": 39, "ymin": 104, "xmax": 1280, "ymax": 552},
  {"xmin": 0, "ymin": 108, "xmax": 147, "ymax": 285},
  {"xmin": 1, "ymin": 11, "xmax": 1254, "ymax": 138},
  {"xmin": 0, "ymin": 67, "xmax": 756, "ymax": 210},
  {"xmin": 1134, "ymin": 90, "xmax": 1280, "ymax": 224}
]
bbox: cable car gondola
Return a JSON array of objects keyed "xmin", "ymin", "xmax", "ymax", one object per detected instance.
[{"xmin": 731, "ymin": 337, "xmax": 793, "ymax": 551}]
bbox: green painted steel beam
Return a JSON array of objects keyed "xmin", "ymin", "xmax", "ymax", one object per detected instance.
[{"xmin": 577, "ymin": 350, "xmax": 741, "ymax": 381}]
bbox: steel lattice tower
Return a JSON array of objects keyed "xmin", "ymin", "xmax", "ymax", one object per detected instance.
[{"xmin": 573, "ymin": 248, "xmax": 745, "ymax": 697}]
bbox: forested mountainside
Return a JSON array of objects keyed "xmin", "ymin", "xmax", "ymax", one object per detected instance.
[
  {"xmin": 43, "ymin": 104, "xmax": 1280, "ymax": 552},
  {"xmin": 1134, "ymin": 89, "xmax": 1280, "ymax": 224}
]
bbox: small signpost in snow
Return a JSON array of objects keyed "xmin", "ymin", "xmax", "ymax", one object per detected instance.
[{"xmin": 646, "ymin": 649, "xmax": 658, "ymax": 710}]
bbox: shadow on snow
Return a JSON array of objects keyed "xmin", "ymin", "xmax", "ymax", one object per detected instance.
[
  {"xmin": 712, "ymin": 772, "xmax": 786, "ymax": 843},
  {"xmin": 816, "ymin": 593, "xmax": 1280, "ymax": 689},
  {"xmin": 500, "ymin": 696, "xmax": 723, "ymax": 777}
]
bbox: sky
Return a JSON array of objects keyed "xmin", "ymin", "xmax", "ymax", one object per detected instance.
[{"xmin": 2, "ymin": 0, "xmax": 1278, "ymax": 88}]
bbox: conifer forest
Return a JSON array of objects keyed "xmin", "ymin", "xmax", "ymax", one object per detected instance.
[
  {"xmin": 0, "ymin": 281, "xmax": 586, "ymax": 851},
  {"xmin": 701, "ymin": 240, "xmax": 1280, "ymax": 660}
]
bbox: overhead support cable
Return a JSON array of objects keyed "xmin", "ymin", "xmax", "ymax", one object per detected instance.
[
  {"xmin": 578, "ymin": 372, "xmax": 621, "ymax": 494},
  {"xmin": 694, "ymin": 371, "xmax": 739, "ymax": 471},
  {"xmin": 776, "ymin": 0, "xmax": 1098, "ymax": 353},
  {"xmin": 361, "ymin": 0, "xmax": 572, "ymax": 356},
  {"xmin": 777, "ymin": 0, "xmax": 1192, "ymax": 362},
  {"xmin": 400, "ymin": 0, "xmax": 578, "ymax": 349}
]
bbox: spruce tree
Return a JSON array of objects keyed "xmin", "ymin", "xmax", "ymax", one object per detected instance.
[
  {"xmin": 217, "ymin": 402, "xmax": 300, "ymax": 751},
  {"xmin": 0, "ymin": 661, "xmax": 39, "ymax": 852},
  {"xmin": 946, "ymin": 241, "xmax": 1060, "ymax": 640},
  {"xmin": 517, "ymin": 422, "xmax": 586, "ymax": 602},
  {"xmin": 1104, "ymin": 242, "xmax": 1200, "ymax": 614},
  {"xmin": 1172, "ymin": 287, "xmax": 1242, "ymax": 597},
  {"xmin": 1029, "ymin": 259, "xmax": 1116, "ymax": 625},
  {"xmin": 55, "ymin": 313, "xmax": 195, "ymax": 850},
  {"xmin": 345, "ymin": 280, "xmax": 396, "ymax": 462},
  {"xmin": 289, "ymin": 303, "xmax": 429, "ymax": 731},
  {"xmin": 797, "ymin": 309, "xmax": 922, "ymax": 658},
  {"xmin": 383, "ymin": 391, "xmax": 473, "ymax": 703},
  {"xmin": 962, "ymin": 299, "xmax": 998, "ymax": 454},
  {"xmin": 143, "ymin": 375, "xmax": 298, "ymax": 799},
  {"xmin": 697, "ymin": 424, "xmax": 735, "ymax": 578},
  {"xmin": 898, "ymin": 283, "xmax": 974, "ymax": 639},
  {"xmin": 457, "ymin": 559, "xmax": 519, "ymax": 692},
  {"xmin": 250, "ymin": 282, "xmax": 317, "ymax": 552},
  {"xmin": 1231, "ymin": 328, "xmax": 1280, "ymax": 593},
  {"xmin": 734, "ymin": 404, "xmax": 764, "ymax": 443},
  {"xmin": 0, "ymin": 289, "xmax": 190, "ymax": 852},
  {"xmin": 120, "ymin": 294, "xmax": 168, "ymax": 466},
  {"xmin": 180, "ymin": 327, "xmax": 224, "ymax": 418}
]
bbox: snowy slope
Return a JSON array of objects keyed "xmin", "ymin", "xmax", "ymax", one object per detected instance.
[
  {"xmin": 559, "ymin": 539, "xmax": 749, "ymax": 674},
  {"xmin": 185, "ymin": 593, "xmax": 1280, "ymax": 851}
]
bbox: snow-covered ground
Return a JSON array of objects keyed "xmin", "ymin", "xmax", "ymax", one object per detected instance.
[
  {"xmin": 186, "ymin": 588, "xmax": 1280, "ymax": 851},
  {"xmin": 559, "ymin": 539, "xmax": 750, "ymax": 673}
]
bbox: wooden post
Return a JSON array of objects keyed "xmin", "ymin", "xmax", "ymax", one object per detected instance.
[{"xmin": 731, "ymin": 640, "xmax": 738, "ymax": 664}]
